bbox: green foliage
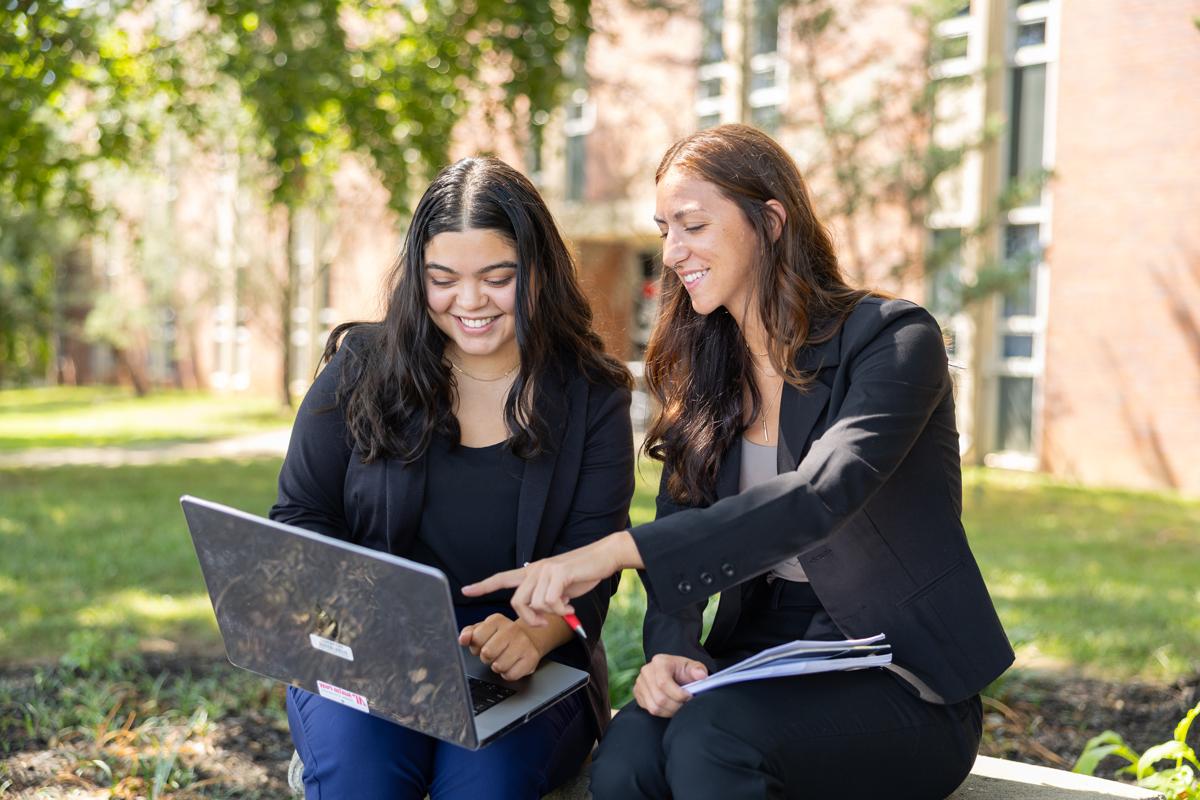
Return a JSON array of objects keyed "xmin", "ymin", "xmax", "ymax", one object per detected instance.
[
  {"xmin": 1074, "ymin": 701, "xmax": 1200, "ymax": 798},
  {"xmin": 60, "ymin": 628, "xmax": 145, "ymax": 681},
  {"xmin": 1, "ymin": 0, "xmax": 144, "ymax": 378},
  {"xmin": 0, "ymin": 210, "xmax": 62, "ymax": 384},
  {"xmin": 0, "ymin": 653, "xmax": 284, "ymax": 795},
  {"xmin": 0, "ymin": 0, "xmax": 154, "ymax": 216},
  {"xmin": 174, "ymin": 0, "xmax": 591, "ymax": 214},
  {"xmin": 1, "ymin": 1, "xmax": 592, "ymax": 382}
]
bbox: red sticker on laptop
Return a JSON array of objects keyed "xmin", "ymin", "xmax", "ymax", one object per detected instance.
[{"xmin": 316, "ymin": 680, "xmax": 369, "ymax": 714}]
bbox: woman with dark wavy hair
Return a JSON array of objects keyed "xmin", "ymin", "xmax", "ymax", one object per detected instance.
[
  {"xmin": 273, "ymin": 156, "xmax": 633, "ymax": 799},
  {"xmin": 467, "ymin": 125, "xmax": 1013, "ymax": 799}
]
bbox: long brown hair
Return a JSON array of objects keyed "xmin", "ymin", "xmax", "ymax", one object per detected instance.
[
  {"xmin": 644, "ymin": 124, "xmax": 873, "ymax": 505},
  {"xmin": 327, "ymin": 157, "xmax": 630, "ymax": 464}
]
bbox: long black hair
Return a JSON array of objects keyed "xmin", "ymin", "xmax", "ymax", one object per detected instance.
[{"xmin": 326, "ymin": 157, "xmax": 630, "ymax": 464}]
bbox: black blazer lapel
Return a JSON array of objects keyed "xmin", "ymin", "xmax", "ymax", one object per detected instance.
[
  {"xmin": 515, "ymin": 445, "xmax": 560, "ymax": 565},
  {"xmin": 514, "ymin": 376, "xmax": 570, "ymax": 565},
  {"xmin": 384, "ymin": 456, "xmax": 426, "ymax": 555},
  {"xmin": 776, "ymin": 379, "xmax": 832, "ymax": 473}
]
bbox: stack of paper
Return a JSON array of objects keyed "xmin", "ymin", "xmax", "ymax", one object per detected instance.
[{"xmin": 682, "ymin": 633, "xmax": 892, "ymax": 695}]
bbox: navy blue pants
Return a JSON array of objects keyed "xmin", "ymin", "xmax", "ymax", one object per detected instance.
[{"xmin": 286, "ymin": 605, "xmax": 594, "ymax": 800}]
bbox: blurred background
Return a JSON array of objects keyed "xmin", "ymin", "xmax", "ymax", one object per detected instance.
[{"xmin": 2, "ymin": 1, "xmax": 1199, "ymax": 798}]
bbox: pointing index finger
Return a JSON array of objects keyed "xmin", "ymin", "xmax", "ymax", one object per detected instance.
[{"xmin": 461, "ymin": 567, "xmax": 526, "ymax": 597}]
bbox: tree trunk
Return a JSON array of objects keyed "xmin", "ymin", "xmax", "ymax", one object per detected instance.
[
  {"xmin": 280, "ymin": 206, "xmax": 298, "ymax": 409},
  {"xmin": 114, "ymin": 347, "xmax": 151, "ymax": 396}
]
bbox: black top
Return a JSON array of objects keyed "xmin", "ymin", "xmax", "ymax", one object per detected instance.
[
  {"xmin": 410, "ymin": 435, "xmax": 521, "ymax": 603},
  {"xmin": 269, "ymin": 328, "xmax": 636, "ymax": 738}
]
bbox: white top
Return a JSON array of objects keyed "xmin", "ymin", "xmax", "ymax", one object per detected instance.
[{"xmin": 739, "ymin": 438, "xmax": 808, "ymax": 582}]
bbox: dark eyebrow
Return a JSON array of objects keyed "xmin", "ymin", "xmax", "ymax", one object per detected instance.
[
  {"xmin": 425, "ymin": 261, "xmax": 518, "ymax": 275},
  {"xmin": 653, "ymin": 208, "xmax": 705, "ymax": 226}
]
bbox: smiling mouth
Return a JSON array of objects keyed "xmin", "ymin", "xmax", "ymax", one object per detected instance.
[
  {"xmin": 681, "ymin": 269, "xmax": 709, "ymax": 286},
  {"xmin": 456, "ymin": 315, "xmax": 499, "ymax": 330}
]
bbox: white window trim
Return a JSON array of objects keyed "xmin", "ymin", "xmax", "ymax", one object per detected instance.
[
  {"xmin": 747, "ymin": 51, "xmax": 786, "ymax": 112},
  {"xmin": 696, "ymin": 61, "xmax": 734, "ymax": 124},
  {"xmin": 931, "ymin": 13, "xmax": 979, "ymax": 81},
  {"xmin": 986, "ymin": 0, "xmax": 1060, "ymax": 466},
  {"xmin": 563, "ymin": 88, "xmax": 595, "ymax": 138}
]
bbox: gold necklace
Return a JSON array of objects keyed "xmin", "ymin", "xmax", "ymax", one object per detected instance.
[
  {"xmin": 758, "ymin": 391, "xmax": 772, "ymax": 443},
  {"xmin": 448, "ymin": 359, "xmax": 519, "ymax": 382}
]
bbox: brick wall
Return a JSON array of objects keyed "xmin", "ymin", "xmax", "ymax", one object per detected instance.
[{"xmin": 1041, "ymin": 0, "xmax": 1200, "ymax": 492}]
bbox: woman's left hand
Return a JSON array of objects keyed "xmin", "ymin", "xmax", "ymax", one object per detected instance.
[
  {"xmin": 458, "ymin": 614, "xmax": 543, "ymax": 681},
  {"xmin": 462, "ymin": 531, "xmax": 644, "ymax": 627}
]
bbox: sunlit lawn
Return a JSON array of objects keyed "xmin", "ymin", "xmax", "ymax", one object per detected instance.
[
  {"xmin": 0, "ymin": 386, "xmax": 294, "ymax": 450},
  {"xmin": 1, "ymin": 455, "xmax": 1197, "ymax": 707}
]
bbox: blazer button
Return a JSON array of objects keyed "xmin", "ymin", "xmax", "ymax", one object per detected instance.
[
  {"xmin": 699, "ymin": 572, "xmax": 714, "ymax": 586},
  {"xmin": 676, "ymin": 580, "xmax": 693, "ymax": 594},
  {"xmin": 721, "ymin": 562, "xmax": 735, "ymax": 578}
]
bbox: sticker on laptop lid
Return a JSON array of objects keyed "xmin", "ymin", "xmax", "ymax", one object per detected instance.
[
  {"xmin": 317, "ymin": 680, "xmax": 369, "ymax": 714},
  {"xmin": 309, "ymin": 633, "xmax": 354, "ymax": 661}
]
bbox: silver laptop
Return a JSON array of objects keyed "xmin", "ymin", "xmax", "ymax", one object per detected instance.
[{"xmin": 180, "ymin": 495, "xmax": 588, "ymax": 750}]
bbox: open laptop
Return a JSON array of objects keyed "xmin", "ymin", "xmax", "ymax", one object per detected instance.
[{"xmin": 180, "ymin": 495, "xmax": 588, "ymax": 750}]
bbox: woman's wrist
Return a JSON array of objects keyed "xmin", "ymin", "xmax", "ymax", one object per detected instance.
[
  {"xmin": 517, "ymin": 616, "xmax": 571, "ymax": 658},
  {"xmin": 609, "ymin": 530, "xmax": 644, "ymax": 571}
]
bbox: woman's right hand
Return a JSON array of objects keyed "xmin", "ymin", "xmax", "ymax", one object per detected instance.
[{"xmin": 633, "ymin": 654, "xmax": 709, "ymax": 718}]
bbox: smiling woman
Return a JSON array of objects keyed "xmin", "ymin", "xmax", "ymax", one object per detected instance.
[
  {"xmin": 270, "ymin": 157, "xmax": 634, "ymax": 800},
  {"xmin": 466, "ymin": 126, "xmax": 1014, "ymax": 800}
]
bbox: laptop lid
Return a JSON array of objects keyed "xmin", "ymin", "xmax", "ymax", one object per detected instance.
[{"xmin": 181, "ymin": 495, "xmax": 586, "ymax": 750}]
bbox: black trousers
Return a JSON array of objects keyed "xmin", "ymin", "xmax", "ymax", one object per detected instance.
[{"xmin": 591, "ymin": 580, "xmax": 982, "ymax": 800}]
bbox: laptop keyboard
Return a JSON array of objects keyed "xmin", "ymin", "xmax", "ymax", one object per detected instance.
[{"xmin": 469, "ymin": 677, "xmax": 516, "ymax": 715}]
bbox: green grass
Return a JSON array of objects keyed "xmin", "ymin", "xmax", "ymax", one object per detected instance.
[
  {"xmin": 1, "ymin": 455, "xmax": 1197, "ymax": 705},
  {"xmin": 0, "ymin": 386, "xmax": 294, "ymax": 450},
  {"xmin": 0, "ymin": 457, "xmax": 284, "ymax": 661},
  {"xmin": 961, "ymin": 468, "xmax": 1200, "ymax": 682}
]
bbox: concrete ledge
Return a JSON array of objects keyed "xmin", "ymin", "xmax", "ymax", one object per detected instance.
[
  {"xmin": 290, "ymin": 752, "xmax": 1164, "ymax": 799},
  {"xmin": 948, "ymin": 756, "xmax": 1162, "ymax": 799}
]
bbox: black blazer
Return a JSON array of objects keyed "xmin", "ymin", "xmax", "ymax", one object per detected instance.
[
  {"xmin": 270, "ymin": 335, "xmax": 635, "ymax": 737},
  {"xmin": 632, "ymin": 297, "xmax": 1013, "ymax": 705}
]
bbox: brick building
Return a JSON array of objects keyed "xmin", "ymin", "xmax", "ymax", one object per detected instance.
[
  {"xmin": 519, "ymin": 0, "xmax": 1200, "ymax": 495},
  {"xmin": 75, "ymin": 0, "xmax": 1200, "ymax": 495}
]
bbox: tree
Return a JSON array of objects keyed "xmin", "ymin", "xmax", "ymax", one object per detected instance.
[
  {"xmin": 0, "ymin": 0, "xmax": 160, "ymax": 385},
  {"xmin": 1, "ymin": 0, "xmax": 591, "ymax": 397},
  {"xmin": 169, "ymin": 0, "xmax": 591, "ymax": 405},
  {"xmin": 777, "ymin": 0, "xmax": 1044, "ymax": 312}
]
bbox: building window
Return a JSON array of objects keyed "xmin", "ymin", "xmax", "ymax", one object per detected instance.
[
  {"xmin": 1008, "ymin": 63, "xmax": 1046, "ymax": 183},
  {"xmin": 927, "ymin": 228, "xmax": 964, "ymax": 322},
  {"xmin": 1002, "ymin": 223, "xmax": 1040, "ymax": 317},
  {"xmin": 987, "ymin": 0, "xmax": 1055, "ymax": 465},
  {"xmin": 563, "ymin": 88, "xmax": 594, "ymax": 202},
  {"xmin": 526, "ymin": 115, "xmax": 546, "ymax": 185},
  {"xmin": 747, "ymin": 0, "xmax": 783, "ymax": 133},
  {"xmin": 632, "ymin": 250, "xmax": 662, "ymax": 357},
  {"xmin": 997, "ymin": 375, "xmax": 1034, "ymax": 452},
  {"xmin": 701, "ymin": 0, "xmax": 724, "ymax": 65},
  {"xmin": 696, "ymin": 0, "xmax": 729, "ymax": 130},
  {"xmin": 751, "ymin": 0, "xmax": 779, "ymax": 57},
  {"xmin": 565, "ymin": 136, "xmax": 586, "ymax": 202},
  {"xmin": 749, "ymin": 104, "xmax": 780, "ymax": 133},
  {"xmin": 931, "ymin": 6, "xmax": 975, "ymax": 80},
  {"xmin": 1016, "ymin": 20, "xmax": 1046, "ymax": 47}
]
